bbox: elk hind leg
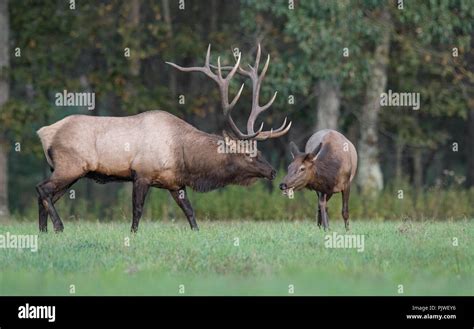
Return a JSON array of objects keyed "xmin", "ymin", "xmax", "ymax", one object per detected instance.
[
  {"xmin": 341, "ymin": 187, "xmax": 351, "ymax": 231},
  {"xmin": 36, "ymin": 177, "xmax": 77, "ymax": 233},
  {"xmin": 38, "ymin": 196, "xmax": 48, "ymax": 232}
]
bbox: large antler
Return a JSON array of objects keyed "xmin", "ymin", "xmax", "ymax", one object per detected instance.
[
  {"xmin": 216, "ymin": 44, "xmax": 292, "ymax": 140},
  {"xmin": 166, "ymin": 45, "xmax": 261, "ymax": 140},
  {"xmin": 166, "ymin": 44, "xmax": 291, "ymax": 140}
]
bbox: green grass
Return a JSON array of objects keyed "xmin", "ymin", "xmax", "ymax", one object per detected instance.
[{"xmin": 0, "ymin": 219, "xmax": 473, "ymax": 296}]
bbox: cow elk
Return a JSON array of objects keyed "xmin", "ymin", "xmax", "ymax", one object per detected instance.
[
  {"xmin": 279, "ymin": 129, "xmax": 357, "ymax": 230},
  {"xmin": 36, "ymin": 44, "xmax": 291, "ymax": 233}
]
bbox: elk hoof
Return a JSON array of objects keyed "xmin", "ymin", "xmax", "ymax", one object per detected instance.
[{"xmin": 54, "ymin": 225, "xmax": 64, "ymax": 233}]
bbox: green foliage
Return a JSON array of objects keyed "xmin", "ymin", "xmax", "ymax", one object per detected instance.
[{"xmin": 17, "ymin": 171, "xmax": 474, "ymax": 222}]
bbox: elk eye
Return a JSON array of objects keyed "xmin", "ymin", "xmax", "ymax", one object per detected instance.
[{"xmin": 299, "ymin": 167, "xmax": 305, "ymax": 172}]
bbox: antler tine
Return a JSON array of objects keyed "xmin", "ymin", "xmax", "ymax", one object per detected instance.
[
  {"xmin": 165, "ymin": 44, "xmax": 218, "ymax": 82},
  {"xmin": 258, "ymin": 90, "xmax": 277, "ymax": 113},
  {"xmin": 226, "ymin": 52, "xmax": 241, "ymax": 81},
  {"xmin": 204, "ymin": 44, "xmax": 212, "ymax": 69},
  {"xmin": 165, "ymin": 61, "xmax": 206, "ymax": 73},
  {"xmin": 254, "ymin": 43, "xmax": 261, "ymax": 72},
  {"xmin": 229, "ymin": 83, "xmax": 245, "ymax": 109},
  {"xmin": 259, "ymin": 54, "xmax": 270, "ymax": 83},
  {"xmin": 254, "ymin": 120, "xmax": 292, "ymax": 141}
]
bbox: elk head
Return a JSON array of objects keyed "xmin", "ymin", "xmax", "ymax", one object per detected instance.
[
  {"xmin": 279, "ymin": 142, "xmax": 322, "ymax": 194},
  {"xmin": 166, "ymin": 44, "xmax": 291, "ymax": 182}
]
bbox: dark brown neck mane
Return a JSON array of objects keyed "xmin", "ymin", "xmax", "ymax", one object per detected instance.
[{"xmin": 180, "ymin": 132, "xmax": 255, "ymax": 192}]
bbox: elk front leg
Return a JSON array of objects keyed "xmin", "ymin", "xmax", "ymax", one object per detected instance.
[
  {"xmin": 170, "ymin": 188, "xmax": 199, "ymax": 231},
  {"xmin": 341, "ymin": 187, "xmax": 351, "ymax": 231},
  {"xmin": 318, "ymin": 193, "xmax": 329, "ymax": 230},
  {"xmin": 317, "ymin": 192, "xmax": 330, "ymax": 229},
  {"xmin": 131, "ymin": 177, "xmax": 150, "ymax": 233}
]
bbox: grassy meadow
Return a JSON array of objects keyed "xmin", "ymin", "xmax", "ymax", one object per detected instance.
[{"xmin": 0, "ymin": 219, "xmax": 472, "ymax": 296}]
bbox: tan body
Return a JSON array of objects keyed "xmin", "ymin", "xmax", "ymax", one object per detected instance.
[
  {"xmin": 38, "ymin": 111, "xmax": 231, "ymax": 190},
  {"xmin": 280, "ymin": 129, "xmax": 358, "ymax": 230}
]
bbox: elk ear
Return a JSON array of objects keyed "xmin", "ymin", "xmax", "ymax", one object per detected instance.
[
  {"xmin": 309, "ymin": 142, "xmax": 323, "ymax": 162},
  {"xmin": 289, "ymin": 141, "xmax": 301, "ymax": 159}
]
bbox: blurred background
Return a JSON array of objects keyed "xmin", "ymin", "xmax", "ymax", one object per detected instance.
[{"xmin": 0, "ymin": 0, "xmax": 473, "ymax": 222}]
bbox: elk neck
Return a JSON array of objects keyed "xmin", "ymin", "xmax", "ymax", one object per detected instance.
[
  {"xmin": 307, "ymin": 145, "xmax": 342, "ymax": 194},
  {"xmin": 179, "ymin": 132, "xmax": 246, "ymax": 192}
]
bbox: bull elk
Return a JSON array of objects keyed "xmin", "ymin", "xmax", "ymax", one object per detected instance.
[
  {"xmin": 36, "ymin": 44, "xmax": 291, "ymax": 233},
  {"xmin": 279, "ymin": 129, "xmax": 357, "ymax": 230}
]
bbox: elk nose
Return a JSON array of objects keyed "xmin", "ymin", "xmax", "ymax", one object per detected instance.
[
  {"xmin": 270, "ymin": 170, "xmax": 276, "ymax": 180},
  {"xmin": 279, "ymin": 183, "xmax": 287, "ymax": 190}
]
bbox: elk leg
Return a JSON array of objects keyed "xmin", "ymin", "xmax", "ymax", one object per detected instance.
[
  {"xmin": 131, "ymin": 177, "xmax": 150, "ymax": 233},
  {"xmin": 316, "ymin": 192, "xmax": 322, "ymax": 228},
  {"xmin": 36, "ymin": 179, "xmax": 73, "ymax": 232},
  {"xmin": 319, "ymin": 193, "xmax": 329, "ymax": 230},
  {"xmin": 38, "ymin": 196, "xmax": 48, "ymax": 232},
  {"xmin": 325, "ymin": 193, "xmax": 332, "ymax": 226},
  {"xmin": 170, "ymin": 188, "xmax": 199, "ymax": 231},
  {"xmin": 317, "ymin": 192, "xmax": 332, "ymax": 229},
  {"xmin": 37, "ymin": 179, "xmax": 79, "ymax": 233},
  {"xmin": 317, "ymin": 207, "xmax": 322, "ymax": 228},
  {"xmin": 341, "ymin": 187, "xmax": 350, "ymax": 231},
  {"xmin": 52, "ymin": 180, "xmax": 77, "ymax": 204}
]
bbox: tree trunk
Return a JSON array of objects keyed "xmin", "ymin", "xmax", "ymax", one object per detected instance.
[
  {"xmin": 0, "ymin": 0, "xmax": 10, "ymax": 218},
  {"xmin": 465, "ymin": 32, "xmax": 474, "ymax": 187},
  {"xmin": 210, "ymin": 0, "xmax": 218, "ymax": 32},
  {"xmin": 413, "ymin": 148, "xmax": 423, "ymax": 192},
  {"xmin": 315, "ymin": 79, "xmax": 340, "ymax": 131},
  {"xmin": 467, "ymin": 107, "xmax": 474, "ymax": 187},
  {"xmin": 395, "ymin": 139, "xmax": 404, "ymax": 182},
  {"xmin": 357, "ymin": 7, "xmax": 391, "ymax": 194},
  {"xmin": 129, "ymin": 0, "xmax": 141, "ymax": 77},
  {"xmin": 162, "ymin": 0, "xmax": 176, "ymax": 97}
]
